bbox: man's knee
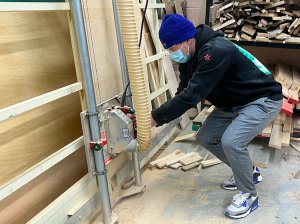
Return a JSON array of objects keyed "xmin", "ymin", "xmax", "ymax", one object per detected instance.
[{"xmin": 221, "ymin": 134, "xmax": 239, "ymax": 152}]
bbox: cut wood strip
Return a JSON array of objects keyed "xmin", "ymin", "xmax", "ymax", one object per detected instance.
[
  {"xmin": 165, "ymin": 152, "xmax": 195, "ymax": 166},
  {"xmin": 174, "ymin": 132, "xmax": 196, "ymax": 142},
  {"xmin": 0, "ymin": 2, "xmax": 70, "ymax": 11},
  {"xmin": 283, "ymin": 116, "xmax": 293, "ymax": 133},
  {"xmin": 200, "ymin": 158, "xmax": 222, "ymax": 167},
  {"xmin": 269, "ymin": 124, "xmax": 283, "ymax": 149},
  {"xmin": 262, "ymin": 123, "xmax": 273, "ymax": 137},
  {"xmin": 206, "ymin": 105, "xmax": 215, "ymax": 115},
  {"xmin": 241, "ymin": 24, "xmax": 256, "ymax": 37},
  {"xmin": 182, "ymin": 162, "xmax": 201, "ymax": 172},
  {"xmin": 288, "ymin": 89, "xmax": 299, "ymax": 104},
  {"xmin": 149, "ymin": 149, "xmax": 182, "ymax": 167},
  {"xmin": 174, "ymin": 0, "xmax": 184, "ymax": 16},
  {"xmin": 197, "ymin": 152, "xmax": 209, "ymax": 172},
  {"xmin": 281, "ymin": 132, "xmax": 291, "ymax": 147},
  {"xmin": 0, "ymin": 83, "xmax": 83, "ymax": 122},
  {"xmin": 168, "ymin": 162, "xmax": 182, "ymax": 169},
  {"xmin": 212, "ymin": 19, "xmax": 236, "ymax": 31},
  {"xmin": 179, "ymin": 154, "xmax": 203, "ymax": 166}
]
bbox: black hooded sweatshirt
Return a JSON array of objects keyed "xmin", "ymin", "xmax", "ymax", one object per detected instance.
[{"xmin": 151, "ymin": 24, "xmax": 282, "ymax": 126}]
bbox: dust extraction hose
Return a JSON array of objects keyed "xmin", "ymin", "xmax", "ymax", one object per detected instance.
[{"xmin": 116, "ymin": 0, "xmax": 151, "ymax": 152}]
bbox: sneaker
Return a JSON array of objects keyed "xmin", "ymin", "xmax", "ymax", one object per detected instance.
[
  {"xmin": 225, "ymin": 192, "xmax": 259, "ymax": 219},
  {"xmin": 221, "ymin": 166, "xmax": 262, "ymax": 191}
]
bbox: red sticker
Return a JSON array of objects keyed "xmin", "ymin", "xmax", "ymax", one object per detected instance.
[{"xmin": 204, "ymin": 53, "xmax": 211, "ymax": 62}]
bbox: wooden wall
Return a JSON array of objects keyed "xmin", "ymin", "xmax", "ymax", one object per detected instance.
[{"xmin": 0, "ymin": 1, "xmax": 127, "ymax": 222}]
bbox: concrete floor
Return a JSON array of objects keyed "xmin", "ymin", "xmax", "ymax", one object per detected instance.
[{"xmin": 114, "ymin": 125, "xmax": 300, "ymax": 224}]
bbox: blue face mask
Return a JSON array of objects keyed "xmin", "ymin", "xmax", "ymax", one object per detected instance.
[{"xmin": 170, "ymin": 44, "xmax": 191, "ymax": 63}]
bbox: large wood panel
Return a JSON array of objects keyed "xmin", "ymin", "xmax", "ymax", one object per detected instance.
[{"xmin": 82, "ymin": 0, "xmax": 123, "ymax": 104}]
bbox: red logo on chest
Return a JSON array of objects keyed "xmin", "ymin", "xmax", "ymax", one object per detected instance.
[{"xmin": 204, "ymin": 53, "xmax": 211, "ymax": 62}]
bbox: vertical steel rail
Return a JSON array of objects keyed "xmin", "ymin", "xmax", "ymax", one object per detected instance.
[{"xmin": 72, "ymin": 1, "xmax": 111, "ymax": 223}]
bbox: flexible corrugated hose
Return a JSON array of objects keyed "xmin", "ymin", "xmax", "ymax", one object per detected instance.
[{"xmin": 116, "ymin": 0, "xmax": 151, "ymax": 152}]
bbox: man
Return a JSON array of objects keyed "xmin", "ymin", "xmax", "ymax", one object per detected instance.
[{"xmin": 150, "ymin": 14, "xmax": 282, "ymax": 219}]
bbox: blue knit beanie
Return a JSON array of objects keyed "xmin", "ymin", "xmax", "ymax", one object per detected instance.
[{"xmin": 159, "ymin": 14, "xmax": 197, "ymax": 49}]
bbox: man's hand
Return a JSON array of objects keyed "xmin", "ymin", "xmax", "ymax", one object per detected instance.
[{"xmin": 150, "ymin": 114, "xmax": 157, "ymax": 127}]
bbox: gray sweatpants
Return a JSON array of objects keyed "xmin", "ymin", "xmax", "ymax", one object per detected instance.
[{"xmin": 196, "ymin": 97, "xmax": 282, "ymax": 196}]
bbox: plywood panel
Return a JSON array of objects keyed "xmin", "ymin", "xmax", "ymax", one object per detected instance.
[
  {"xmin": 0, "ymin": 11, "xmax": 82, "ymax": 184},
  {"xmin": 0, "ymin": 148, "xmax": 87, "ymax": 223},
  {"xmin": 82, "ymin": 0, "xmax": 123, "ymax": 104},
  {"xmin": 0, "ymin": 12, "xmax": 77, "ymax": 108}
]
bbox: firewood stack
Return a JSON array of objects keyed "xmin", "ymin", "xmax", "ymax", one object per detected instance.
[{"xmin": 210, "ymin": 0, "xmax": 300, "ymax": 44}]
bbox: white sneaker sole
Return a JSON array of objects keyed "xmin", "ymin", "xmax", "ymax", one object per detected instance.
[{"xmin": 225, "ymin": 197, "xmax": 259, "ymax": 219}]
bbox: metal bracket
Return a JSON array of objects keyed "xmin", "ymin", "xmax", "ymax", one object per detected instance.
[{"xmin": 85, "ymin": 111, "xmax": 99, "ymax": 117}]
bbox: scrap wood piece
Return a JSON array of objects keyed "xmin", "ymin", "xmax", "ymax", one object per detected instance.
[
  {"xmin": 174, "ymin": 132, "xmax": 196, "ymax": 142},
  {"xmin": 283, "ymin": 116, "xmax": 293, "ymax": 133},
  {"xmin": 206, "ymin": 105, "xmax": 215, "ymax": 115},
  {"xmin": 150, "ymin": 150, "xmax": 184, "ymax": 168},
  {"xmin": 269, "ymin": 124, "xmax": 283, "ymax": 149},
  {"xmin": 274, "ymin": 112, "xmax": 286, "ymax": 125},
  {"xmin": 174, "ymin": 0, "xmax": 184, "ymax": 16},
  {"xmin": 262, "ymin": 123, "xmax": 273, "ymax": 137},
  {"xmin": 291, "ymin": 67, "xmax": 300, "ymax": 91},
  {"xmin": 179, "ymin": 153, "xmax": 203, "ymax": 166},
  {"xmin": 241, "ymin": 24, "xmax": 256, "ymax": 37},
  {"xmin": 168, "ymin": 162, "xmax": 182, "ymax": 169},
  {"xmin": 241, "ymin": 33, "xmax": 253, "ymax": 41},
  {"xmin": 285, "ymin": 37, "xmax": 300, "ymax": 43},
  {"xmin": 197, "ymin": 152, "xmax": 209, "ymax": 172},
  {"xmin": 265, "ymin": 1, "xmax": 286, "ymax": 10},
  {"xmin": 212, "ymin": 19, "xmax": 236, "ymax": 31},
  {"xmin": 165, "ymin": 152, "xmax": 196, "ymax": 166},
  {"xmin": 288, "ymin": 18, "xmax": 300, "ymax": 34},
  {"xmin": 281, "ymin": 132, "xmax": 291, "ymax": 147},
  {"xmin": 182, "ymin": 161, "xmax": 201, "ymax": 172},
  {"xmin": 281, "ymin": 99, "xmax": 293, "ymax": 117},
  {"xmin": 282, "ymin": 86, "xmax": 289, "ymax": 98},
  {"xmin": 200, "ymin": 158, "xmax": 222, "ymax": 167},
  {"xmin": 288, "ymin": 89, "xmax": 299, "ymax": 104}
]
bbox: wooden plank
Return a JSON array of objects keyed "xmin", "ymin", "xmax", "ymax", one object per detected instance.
[
  {"xmin": 0, "ymin": 137, "xmax": 84, "ymax": 200},
  {"xmin": 162, "ymin": 57, "xmax": 190, "ymax": 129},
  {"xmin": 174, "ymin": 132, "xmax": 196, "ymax": 142},
  {"xmin": 212, "ymin": 19, "xmax": 236, "ymax": 31},
  {"xmin": 182, "ymin": 162, "xmax": 201, "ymax": 171},
  {"xmin": 156, "ymin": 151, "xmax": 186, "ymax": 168},
  {"xmin": 197, "ymin": 152, "xmax": 209, "ymax": 171},
  {"xmin": 0, "ymin": 2, "xmax": 70, "ymax": 11},
  {"xmin": 140, "ymin": 3, "xmax": 165, "ymax": 9},
  {"xmin": 265, "ymin": 1, "xmax": 286, "ymax": 10},
  {"xmin": 165, "ymin": 152, "xmax": 196, "ymax": 166},
  {"xmin": 283, "ymin": 116, "xmax": 293, "ymax": 133},
  {"xmin": 288, "ymin": 89, "xmax": 299, "ymax": 104},
  {"xmin": 161, "ymin": 0, "xmax": 173, "ymax": 14},
  {"xmin": 274, "ymin": 63, "xmax": 293, "ymax": 89},
  {"xmin": 168, "ymin": 162, "xmax": 182, "ymax": 169},
  {"xmin": 179, "ymin": 153, "xmax": 203, "ymax": 166},
  {"xmin": 291, "ymin": 67, "xmax": 300, "ymax": 91},
  {"xmin": 0, "ymin": 83, "xmax": 82, "ymax": 122},
  {"xmin": 241, "ymin": 24, "xmax": 256, "ymax": 37},
  {"xmin": 241, "ymin": 33, "xmax": 253, "ymax": 41},
  {"xmin": 149, "ymin": 83, "xmax": 172, "ymax": 101},
  {"xmin": 269, "ymin": 124, "xmax": 283, "ymax": 149},
  {"xmin": 174, "ymin": 0, "xmax": 184, "ymax": 16},
  {"xmin": 146, "ymin": 51, "xmax": 168, "ymax": 64},
  {"xmin": 149, "ymin": 149, "xmax": 182, "ymax": 167},
  {"xmin": 262, "ymin": 123, "xmax": 273, "ymax": 137},
  {"xmin": 200, "ymin": 158, "xmax": 222, "ymax": 167},
  {"xmin": 206, "ymin": 105, "xmax": 215, "ymax": 115},
  {"xmin": 281, "ymin": 132, "xmax": 291, "ymax": 147}
]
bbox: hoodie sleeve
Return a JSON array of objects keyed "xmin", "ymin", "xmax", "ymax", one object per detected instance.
[
  {"xmin": 175, "ymin": 64, "xmax": 189, "ymax": 95},
  {"xmin": 151, "ymin": 44, "xmax": 232, "ymax": 126}
]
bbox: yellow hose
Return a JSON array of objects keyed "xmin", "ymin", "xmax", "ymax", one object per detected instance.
[{"xmin": 116, "ymin": 0, "xmax": 151, "ymax": 152}]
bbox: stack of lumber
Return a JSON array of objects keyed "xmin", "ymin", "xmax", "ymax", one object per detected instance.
[
  {"xmin": 263, "ymin": 63, "xmax": 300, "ymax": 149},
  {"xmin": 210, "ymin": 0, "xmax": 300, "ymax": 44},
  {"xmin": 149, "ymin": 149, "xmax": 222, "ymax": 171}
]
